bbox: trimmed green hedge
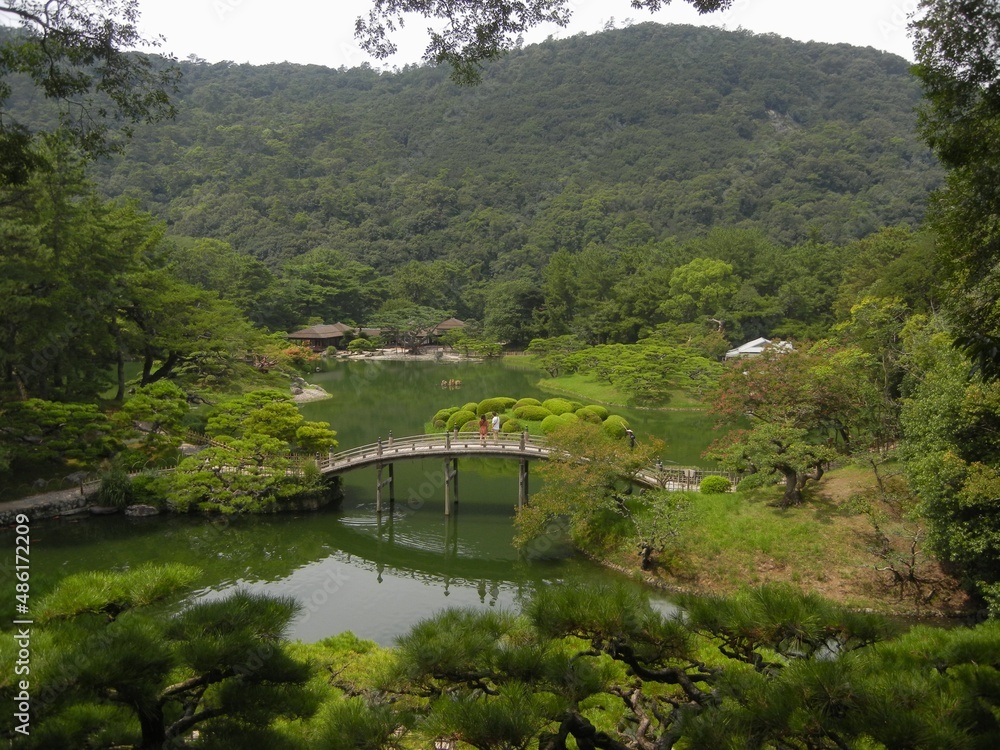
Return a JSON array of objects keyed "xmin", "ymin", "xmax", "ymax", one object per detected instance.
[
  {"xmin": 477, "ymin": 397, "xmax": 517, "ymax": 416},
  {"xmin": 501, "ymin": 418, "xmax": 523, "ymax": 433},
  {"xmin": 431, "ymin": 396, "xmax": 623, "ymax": 438},
  {"xmin": 540, "ymin": 414, "xmax": 564, "ymax": 434},
  {"xmin": 602, "ymin": 414, "xmax": 630, "ymax": 439},
  {"xmin": 540, "ymin": 412, "xmax": 580, "ymax": 434},
  {"xmin": 514, "ymin": 404, "xmax": 552, "ymax": 421},
  {"xmin": 700, "ymin": 475, "xmax": 732, "ymax": 494},
  {"xmin": 542, "ymin": 398, "xmax": 575, "ymax": 415},
  {"xmin": 433, "ymin": 407, "xmax": 460, "ymax": 423},
  {"xmin": 574, "ymin": 406, "xmax": 603, "ymax": 424},
  {"xmin": 446, "ymin": 409, "xmax": 477, "ymax": 432},
  {"xmin": 513, "ymin": 397, "xmax": 541, "ymax": 409}
]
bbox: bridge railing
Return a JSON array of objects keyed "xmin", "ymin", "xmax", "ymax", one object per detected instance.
[
  {"xmin": 313, "ymin": 433, "xmax": 736, "ymax": 487},
  {"xmin": 315, "ymin": 431, "xmax": 551, "ymax": 471}
]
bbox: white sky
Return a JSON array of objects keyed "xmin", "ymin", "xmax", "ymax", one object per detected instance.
[{"xmin": 134, "ymin": 0, "xmax": 920, "ymax": 70}]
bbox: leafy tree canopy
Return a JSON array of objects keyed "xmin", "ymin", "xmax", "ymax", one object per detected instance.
[
  {"xmin": 0, "ymin": 0, "xmax": 178, "ymax": 184},
  {"xmin": 355, "ymin": 0, "xmax": 734, "ymax": 83},
  {"xmin": 912, "ymin": 0, "xmax": 1000, "ymax": 380}
]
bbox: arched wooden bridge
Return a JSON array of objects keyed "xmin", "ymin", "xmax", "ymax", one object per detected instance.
[{"xmin": 312, "ymin": 432, "xmax": 735, "ymax": 514}]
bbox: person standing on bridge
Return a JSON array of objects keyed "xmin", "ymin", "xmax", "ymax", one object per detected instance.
[
  {"xmin": 491, "ymin": 411, "xmax": 501, "ymax": 442},
  {"xmin": 479, "ymin": 414, "xmax": 488, "ymax": 445}
]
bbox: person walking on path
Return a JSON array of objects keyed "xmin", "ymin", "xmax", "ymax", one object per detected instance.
[
  {"xmin": 491, "ymin": 411, "xmax": 501, "ymax": 442},
  {"xmin": 625, "ymin": 427, "xmax": 636, "ymax": 450},
  {"xmin": 479, "ymin": 414, "xmax": 488, "ymax": 446}
]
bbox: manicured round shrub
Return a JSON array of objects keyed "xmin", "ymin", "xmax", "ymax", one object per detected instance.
[
  {"xmin": 602, "ymin": 414, "xmax": 630, "ymax": 439},
  {"xmin": 540, "ymin": 414, "xmax": 565, "ymax": 434},
  {"xmin": 568, "ymin": 400, "xmax": 584, "ymax": 411},
  {"xmin": 514, "ymin": 397, "xmax": 542, "ymax": 409},
  {"xmin": 477, "ymin": 397, "xmax": 517, "ymax": 416},
  {"xmin": 433, "ymin": 407, "xmax": 460, "ymax": 423},
  {"xmin": 584, "ymin": 404, "xmax": 609, "ymax": 420},
  {"xmin": 460, "ymin": 419, "xmax": 480, "ymax": 432},
  {"xmin": 542, "ymin": 398, "xmax": 575, "ymax": 415},
  {"xmin": 445, "ymin": 409, "xmax": 476, "ymax": 432},
  {"xmin": 514, "ymin": 404, "xmax": 552, "ymax": 421},
  {"xmin": 575, "ymin": 406, "xmax": 603, "ymax": 424},
  {"xmin": 559, "ymin": 412, "xmax": 579, "ymax": 423},
  {"xmin": 433, "ymin": 419, "xmax": 446, "ymax": 428},
  {"xmin": 501, "ymin": 418, "xmax": 523, "ymax": 433},
  {"xmin": 700, "ymin": 475, "xmax": 732, "ymax": 494},
  {"xmin": 462, "ymin": 402, "xmax": 479, "ymax": 414}
]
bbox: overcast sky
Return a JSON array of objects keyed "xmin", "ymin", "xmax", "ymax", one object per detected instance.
[{"xmin": 134, "ymin": 0, "xmax": 920, "ymax": 70}]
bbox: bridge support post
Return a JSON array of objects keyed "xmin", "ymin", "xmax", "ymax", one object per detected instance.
[
  {"xmin": 375, "ymin": 461, "xmax": 394, "ymax": 513},
  {"xmin": 518, "ymin": 458, "xmax": 529, "ymax": 509},
  {"xmin": 443, "ymin": 457, "xmax": 458, "ymax": 515}
]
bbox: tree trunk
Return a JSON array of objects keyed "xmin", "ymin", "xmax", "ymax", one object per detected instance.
[
  {"xmin": 112, "ymin": 323, "xmax": 126, "ymax": 402},
  {"xmin": 141, "ymin": 348, "xmax": 154, "ymax": 385},
  {"xmin": 136, "ymin": 703, "xmax": 166, "ymax": 750},
  {"xmin": 639, "ymin": 543, "xmax": 653, "ymax": 570},
  {"xmin": 780, "ymin": 468, "xmax": 802, "ymax": 507},
  {"xmin": 141, "ymin": 351, "xmax": 179, "ymax": 385}
]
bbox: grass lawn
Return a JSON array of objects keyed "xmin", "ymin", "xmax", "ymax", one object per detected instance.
[
  {"xmin": 536, "ymin": 372, "xmax": 707, "ymax": 410},
  {"xmin": 601, "ymin": 465, "xmax": 971, "ymax": 617}
]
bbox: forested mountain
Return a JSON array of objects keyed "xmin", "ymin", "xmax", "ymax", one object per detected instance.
[{"xmin": 93, "ymin": 22, "xmax": 940, "ymax": 272}]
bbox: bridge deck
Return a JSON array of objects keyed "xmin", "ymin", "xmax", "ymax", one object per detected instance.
[{"xmin": 315, "ymin": 433, "xmax": 734, "ymax": 491}]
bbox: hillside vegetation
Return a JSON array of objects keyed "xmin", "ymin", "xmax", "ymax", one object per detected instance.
[{"xmin": 93, "ymin": 23, "xmax": 940, "ymax": 269}]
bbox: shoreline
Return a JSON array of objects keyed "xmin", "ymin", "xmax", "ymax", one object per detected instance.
[{"xmin": 292, "ymin": 385, "xmax": 333, "ymax": 403}]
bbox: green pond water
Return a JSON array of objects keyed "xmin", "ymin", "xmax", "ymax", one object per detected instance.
[{"xmin": 4, "ymin": 359, "xmax": 724, "ymax": 645}]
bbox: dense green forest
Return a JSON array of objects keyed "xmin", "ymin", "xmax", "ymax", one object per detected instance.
[
  {"xmin": 69, "ymin": 23, "xmax": 941, "ymax": 344},
  {"xmin": 94, "ymin": 22, "xmax": 940, "ymax": 268}
]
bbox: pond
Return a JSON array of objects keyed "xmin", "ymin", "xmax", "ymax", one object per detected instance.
[{"xmin": 6, "ymin": 358, "xmax": 724, "ymax": 645}]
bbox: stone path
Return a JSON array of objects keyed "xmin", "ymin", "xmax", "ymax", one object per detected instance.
[{"xmin": 1, "ymin": 483, "xmax": 96, "ymax": 525}]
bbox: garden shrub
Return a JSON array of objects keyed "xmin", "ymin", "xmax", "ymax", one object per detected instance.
[
  {"xmin": 445, "ymin": 409, "xmax": 476, "ymax": 432},
  {"xmin": 433, "ymin": 407, "xmax": 460, "ymax": 423},
  {"xmin": 347, "ymin": 337, "xmax": 376, "ymax": 352},
  {"xmin": 514, "ymin": 397, "xmax": 541, "ymax": 409},
  {"xmin": 514, "ymin": 404, "xmax": 552, "ymax": 421},
  {"xmin": 477, "ymin": 397, "xmax": 517, "ymax": 416},
  {"xmin": 568, "ymin": 400, "xmax": 584, "ymax": 411},
  {"xmin": 96, "ymin": 466, "xmax": 135, "ymax": 509},
  {"xmin": 501, "ymin": 418, "xmax": 523, "ymax": 433},
  {"xmin": 129, "ymin": 473, "xmax": 164, "ymax": 506},
  {"xmin": 583, "ymin": 404, "xmax": 609, "ymax": 420},
  {"xmin": 540, "ymin": 414, "xmax": 565, "ymax": 434},
  {"xmin": 700, "ymin": 475, "xmax": 732, "ymax": 494},
  {"xmin": 542, "ymin": 398, "xmax": 575, "ymax": 415},
  {"xmin": 602, "ymin": 414, "xmax": 630, "ymax": 439},
  {"xmin": 433, "ymin": 419, "xmax": 446, "ymax": 428},
  {"xmin": 575, "ymin": 406, "xmax": 603, "ymax": 424},
  {"xmin": 459, "ymin": 419, "xmax": 480, "ymax": 432},
  {"xmin": 462, "ymin": 402, "xmax": 479, "ymax": 414}
]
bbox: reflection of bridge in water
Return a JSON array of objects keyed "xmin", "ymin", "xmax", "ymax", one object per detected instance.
[
  {"xmin": 333, "ymin": 510, "xmax": 548, "ymax": 600},
  {"xmin": 315, "ymin": 433, "xmax": 736, "ymax": 514}
]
